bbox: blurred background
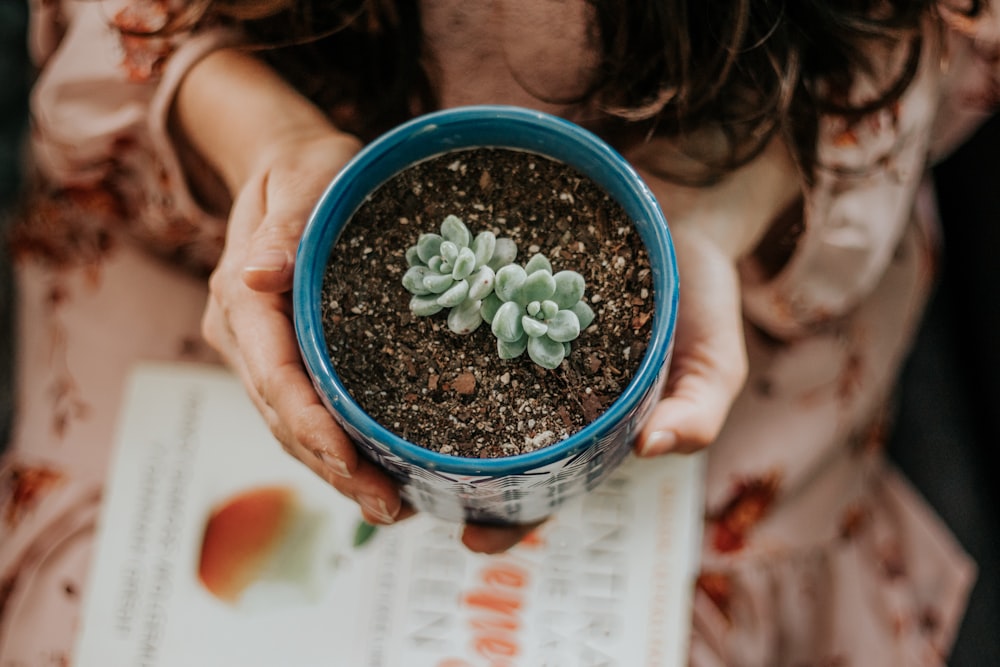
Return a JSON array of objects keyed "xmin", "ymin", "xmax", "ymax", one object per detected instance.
[
  {"xmin": 0, "ymin": 0, "xmax": 28, "ymax": 450},
  {"xmin": 0, "ymin": 0, "xmax": 995, "ymax": 661},
  {"xmin": 888, "ymin": 113, "xmax": 1000, "ymax": 665}
]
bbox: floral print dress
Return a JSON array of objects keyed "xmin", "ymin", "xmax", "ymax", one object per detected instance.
[{"xmin": 1, "ymin": 1, "xmax": 996, "ymax": 665}]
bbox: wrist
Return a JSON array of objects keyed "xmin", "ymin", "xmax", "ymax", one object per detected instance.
[
  {"xmin": 173, "ymin": 48, "xmax": 355, "ymax": 194},
  {"xmin": 630, "ymin": 136, "xmax": 801, "ymax": 261}
]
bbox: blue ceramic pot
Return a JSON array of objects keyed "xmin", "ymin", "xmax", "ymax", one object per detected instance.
[{"xmin": 294, "ymin": 105, "xmax": 678, "ymax": 524}]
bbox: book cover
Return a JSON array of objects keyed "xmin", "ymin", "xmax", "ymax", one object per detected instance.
[{"xmin": 74, "ymin": 362, "xmax": 705, "ymax": 666}]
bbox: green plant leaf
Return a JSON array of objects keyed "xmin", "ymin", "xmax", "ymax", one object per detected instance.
[
  {"xmin": 471, "ymin": 231, "xmax": 496, "ymax": 268},
  {"xmin": 467, "ymin": 266, "xmax": 495, "ymax": 300},
  {"xmin": 423, "ymin": 273, "xmax": 455, "ymax": 294},
  {"xmin": 481, "ymin": 292, "xmax": 503, "ymax": 323},
  {"xmin": 410, "ymin": 294, "xmax": 444, "ymax": 316},
  {"xmin": 495, "ymin": 264, "xmax": 527, "ymax": 302},
  {"xmin": 525, "ymin": 253, "xmax": 553, "ymax": 275},
  {"xmin": 528, "ymin": 335, "xmax": 565, "ymax": 369},
  {"xmin": 353, "ymin": 520, "xmax": 378, "ymax": 547},
  {"xmin": 522, "ymin": 315, "xmax": 548, "ymax": 338},
  {"xmin": 437, "ymin": 279, "xmax": 471, "ymax": 308},
  {"xmin": 416, "ymin": 233, "xmax": 443, "ymax": 264},
  {"xmin": 492, "ymin": 301, "xmax": 525, "ymax": 342},
  {"xmin": 497, "ymin": 335, "xmax": 528, "ymax": 359},
  {"xmin": 447, "ymin": 299, "xmax": 484, "ymax": 334},
  {"xmin": 521, "ymin": 270, "xmax": 556, "ymax": 303},
  {"xmin": 545, "ymin": 309, "xmax": 580, "ymax": 342},
  {"xmin": 405, "ymin": 245, "xmax": 423, "ymax": 267},
  {"xmin": 552, "ymin": 270, "xmax": 585, "ymax": 309},
  {"xmin": 441, "ymin": 214, "xmax": 471, "ymax": 247},
  {"xmin": 487, "ymin": 237, "xmax": 518, "ymax": 271},
  {"xmin": 571, "ymin": 301, "xmax": 596, "ymax": 330},
  {"xmin": 402, "ymin": 266, "xmax": 432, "ymax": 295},
  {"xmin": 452, "ymin": 247, "xmax": 477, "ymax": 280},
  {"xmin": 439, "ymin": 240, "xmax": 459, "ymax": 265}
]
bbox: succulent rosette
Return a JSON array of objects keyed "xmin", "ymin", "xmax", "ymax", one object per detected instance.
[
  {"xmin": 482, "ymin": 253, "xmax": 595, "ymax": 369},
  {"xmin": 403, "ymin": 217, "xmax": 594, "ymax": 369},
  {"xmin": 402, "ymin": 214, "xmax": 516, "ymax": 334}
]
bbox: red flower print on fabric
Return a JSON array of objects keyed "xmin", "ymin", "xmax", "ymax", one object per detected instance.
[
  {"xmin": 709, "ymin": 471, "xmax": 782, "ymax": 553},
  {"xmin": 837, "ymin": 352, "xmax": 864, "ymax": 403},
  {"xmin": 696, "ymin": 571, "xmax": 733, "ymax": 622},
  {"xmin": 838, "ymin": 503, "xmax": 869, "ymax": 540},
  {"xmin": 9, "ymin": 183, "xmax": 123, "ymax": 268},
  {"xmin": 0, "ymin": 464, "xmax": 64, "ymax": 530},
  {"xmin": 112, "ymin": 1, "xmax": 175, "ymax": 82}
]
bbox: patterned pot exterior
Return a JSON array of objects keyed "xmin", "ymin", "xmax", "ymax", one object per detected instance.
[{"xmin": 294, "ymin": 106, "xmax": 678, "ymax": 524}]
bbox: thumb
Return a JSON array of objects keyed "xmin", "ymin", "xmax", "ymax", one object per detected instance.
[
  {"xmin": 243, "ymin": 230, "xmax": 297, "ymax": 293},
  {"xmin": 241, "ymin": 134, "xmax": 363, "ymax": 294},
  {"xmin": 241, "ymin": 198, "xmax": 309, "ymax": 294},
  {"xmin": 636, "ymin": 357, "xmax": 743, "ymax": 455},
  {"xmin": 635, "ymin": 229, "xmax": 747, "ymax": 456}
]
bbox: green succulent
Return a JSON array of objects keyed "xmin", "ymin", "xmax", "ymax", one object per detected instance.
[
  {"xmin": 402, "ymin": 215, "xmax": 517, "ymax": 334},
  {"xmin": 401, "ymin": 217, "xmax": 597, "ymax": 370},
  {"xmin": 482, "ymin": 253, "xmax": 595, "ymax": 369}
]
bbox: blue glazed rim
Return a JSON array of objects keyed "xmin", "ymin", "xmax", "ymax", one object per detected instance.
[{"xmin": 294, "ymin": 105, "xmax": 679, "ymax": 477}]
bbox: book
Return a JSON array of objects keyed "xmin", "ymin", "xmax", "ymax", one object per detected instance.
[{"xmin": 74, "ymin": 362, "xmax": 705, "ymax": 666}]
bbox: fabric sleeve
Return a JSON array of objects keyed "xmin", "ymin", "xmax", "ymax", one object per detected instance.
[
  {"xmin": 930, "ymin": 3, "xmax": 1000, "ymax": 160},
  {"xmin": 24, "ymin": 0, "xmax": 242, "ymax": 271},
  {"xmin": 738, "ymin": 28, "xmax": 944, "ymax": 339}
]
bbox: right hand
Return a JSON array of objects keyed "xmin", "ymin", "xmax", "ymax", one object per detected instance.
[
  {"xmin": 202, "ymin": 140, "xmax": 549, "ymax": 552},
  {"xmin": 181, "ymin": 50, "xmax": 549, "ymax": 551},
  {"xmin": 201, "ymin": 130, "xmax": 417, "ymax": 526}
]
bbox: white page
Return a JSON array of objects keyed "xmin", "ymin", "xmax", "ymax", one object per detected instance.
[{"xmin": 75, "ymin": 362, "xmax": 705, "ymax": 667}]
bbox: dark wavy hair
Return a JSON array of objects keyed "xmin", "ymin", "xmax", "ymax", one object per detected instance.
[{"xmin": 174, "ymin": 0, "xmax": 981, "ymax": 184}]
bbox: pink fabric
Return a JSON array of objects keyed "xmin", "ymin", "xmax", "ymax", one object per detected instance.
[{"xmin": 2, "ymin": 1, "xmax": 994, "ymax": 664}]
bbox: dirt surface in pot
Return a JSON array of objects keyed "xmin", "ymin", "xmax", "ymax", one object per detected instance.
[{"xmin": 321, "ymin": 147, "xmax": 655, "ymax": 458}]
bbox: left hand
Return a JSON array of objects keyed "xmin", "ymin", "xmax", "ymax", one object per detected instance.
[
  {"xmin": 634, "ymin": 225, "xmax": 748, "ymax": 456},
  {"xmin": 627, "ymin": 137, "xmax": 801, "ymax": 456}
]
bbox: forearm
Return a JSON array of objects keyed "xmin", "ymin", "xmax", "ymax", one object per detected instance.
[
  {"xmin": 171, "ymin": 48, "xmax": 346, "ymax": 195},
  {"xmin": 629, "ymin": 136, "xmax": 802, "ymax": 261}
]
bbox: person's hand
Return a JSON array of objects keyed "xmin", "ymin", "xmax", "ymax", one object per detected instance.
[
  {"xmin": 205, "ymin": 137, "xmax": 549, "ymax": 552},
  {"xmin": 635, "ymin": 225, "xmax": 748, "ymax": 456},
  {"xmin": 176, "ymin": 51, "xmax": 555, "ymax": 552},
  {"xmin": 175, "ymin": 50, "xmax": 415, "ymax": 525},
  {"xmin": 628, "ymin": 137, "xmax": 800, "ymax": 457},
  {"xmin": 460, "ymin": 222, "xmax": 749, "ymax": 549},
  {"xmin": 170, "ymin": 50, "xmax": 404, "ymax": 525},
  {"xmin": 174, "ymin": 49, "xmax": 544, "ymax": 552},
  {"xmin": 202, "ymin": 131, "xmax": 420, "ymax": 526},
  {"xmin": 207, "ymin": 141, "xmax": 547, "ymax": 548}
]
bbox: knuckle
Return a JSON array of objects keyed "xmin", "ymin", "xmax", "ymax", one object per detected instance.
[
  {"xmin": 289, "ymin": 406, "xmax": 328, "ymax": 453},
  {"xmin": 256, "ymin": 214, "xmax": 304, "ymax": 248},
  {"xmin": 206, "ymin": 265, "xmax": 231, "ymax": 297},
  {"xmin": 718, "ymin": 345, "xmax": 749, "ymax": 396},
  {"xmin": 251, "ymin": 375, "xmax": 271, "ymax": 409},
  {"xmin": 200, "ymin": 304, "xmax": 222, "ymax": 348},
  {"xmin": 690, "ymin": 425, "xmax": 720, "ymax": 450},
  {"xmin": 276, "ymin": 434, "xmax": 296, "ymax": 457},
  {"xmin": 207, "ymin": 267, "xmax": 222, "ymax": 293}
]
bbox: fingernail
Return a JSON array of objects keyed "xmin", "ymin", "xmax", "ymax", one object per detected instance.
[
  {"xmin": 245, "ymin": 250, "xmax": 289, "ymax": 273},
  {"xmin": 358, "ymin": 495, "xmax": 397, "ymax": 524},
  {"xmin": 640, "ymin": 430, "xmax": 676, "ymax": 456},
  {"xmin": 313, "ymin": 449, "xmax": 351, "ymax": 479}
]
